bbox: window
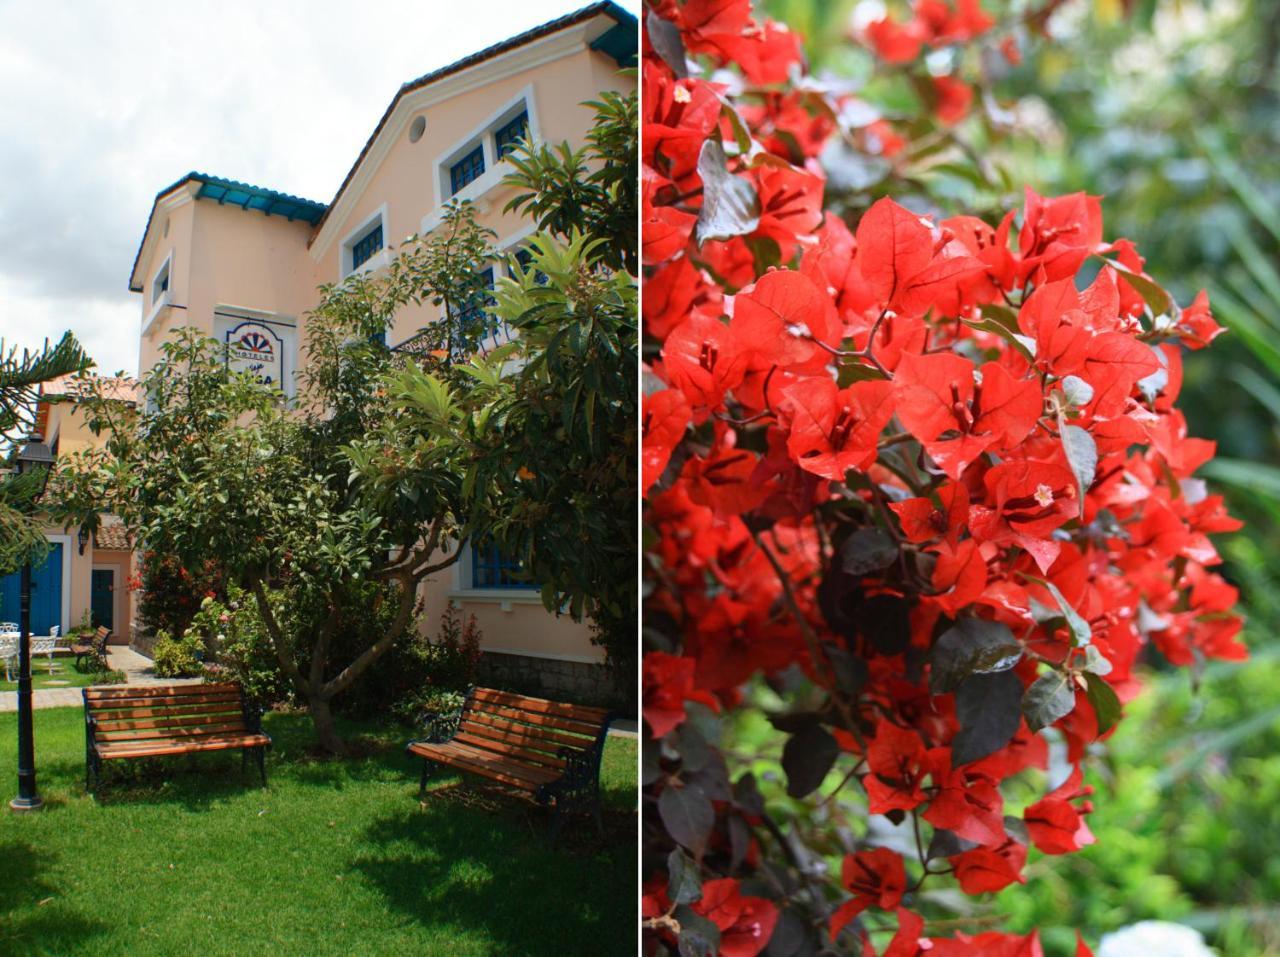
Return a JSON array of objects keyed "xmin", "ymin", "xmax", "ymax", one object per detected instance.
[
  {"xmin": 350, "ymin": 221, "xmax": 383, "ymax": 271},
  {"xmin": 493, "ymin": 109, "xmax": 529, "ymax": 159},
  {"xmin": 451, "ymin": 266, "xmax": 496, "ymax": 328},
  {"xmin": 449, "ymin": 145, "xmax": 486, "ymax": 195},
  {"xmin": 152, "ymin": 257, "xmax": 170, "ymax": 305},
  {"xmin": 470, "ymin": 540, "xmax": 537, "ymax": 590},
  {"xmin": 510, "ymin": 246, "xmax": 547, "ymax": 285}
]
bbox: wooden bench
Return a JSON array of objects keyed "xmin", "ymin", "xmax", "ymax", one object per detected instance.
[
  {"xmin": 406, "ymin": 686, "xmax": 616, "ymax": 842},
  {"xmin": 70, "ymin": 626, "xmax": 111, "ymax": 670},
  {"xmin": 82, "ymin": 682, "xmax": 270, "ymax": 793}
]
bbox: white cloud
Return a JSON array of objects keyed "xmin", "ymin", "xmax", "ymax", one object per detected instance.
[{"xmin": 0, "ymin": 0, "xmax": 637, "ymax": 377}]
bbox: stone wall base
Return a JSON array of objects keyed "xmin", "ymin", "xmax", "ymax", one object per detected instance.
[
  {"xmin": 477, "ymin": 651, "xmax": 617, "ymax": 708},
  {"xmin": 131, "ymin": 632, "xmax": 158, "ymax": 659}
]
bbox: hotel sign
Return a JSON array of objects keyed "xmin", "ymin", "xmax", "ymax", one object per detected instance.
[{"xmin": 216, "ymin": 313, "xmax": 295, "ymax": 396}]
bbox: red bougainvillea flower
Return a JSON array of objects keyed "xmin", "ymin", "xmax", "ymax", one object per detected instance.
[
  {"xmin": 932, "ymin": 74, "xmax": 973, "ymax": 125},
  {"xmin": 783, "ymin": 377, "xmax": 897, "ymax": 480},
  {"xmin": 642, "ymin": 389, "xmax": 691, "ymax": 494},
  {"xmin": 951, "ymin": 838, "xmax": 1028, "ymax": 894},
  {"xmin": 831, "ymin": 848, "xmax": 907, "ymax": 937},
  {"xmin": 1024, "ymin": 765, "xmax": 1096, "ymax": 854},
  {"xmin": 693, "ymin": 878, "xmax": 780, "ymax": 957},
  {"xmin": 861, "ymin": 718, "xmax": 929, "ymax": 814}
]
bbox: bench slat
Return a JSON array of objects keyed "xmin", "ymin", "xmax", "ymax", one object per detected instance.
[
  {"xmin": 88, "ymin": 702, "xmax": 243, "ymax": 723},
  {"xmin": 455, "ymin": 719, "xmax": 576, "ymax": 759},
  {"xmin": 95, "ymin": 722, "xmax": 250, "ymax": 743},
  {"xmin": 97, "ymin": 732, "xmax": 269, "ymax": 759},
  {"xmin": 471, "ymin": 687, "xmax": 610, "ymax": 723},
  {"xmin": 85, "ymin": 690, "xmax": 241, "ymax": 716},
  {"xmin": 464, "ymin": 700, "xmax": 601, "ymax": 737},
  {"xmin": 86, "ymin": 681, "xmax": 241, "ymax": 699},
  {"xmin": 94, "ymin": 712, "xmax": 245, "ymax": 733},
  {"xmin": 452, "ymin": 731, "xmax": 566, "ymax": 770},
  {"xmin": 462, "ymin": 711, "xmax": 594, "ymax": 750},
  {"xmin": 408, "ymin": 741, "xmax": 558, "ymax": 791}
]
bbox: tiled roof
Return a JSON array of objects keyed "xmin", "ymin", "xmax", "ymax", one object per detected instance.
[
  {"xmin": 41, "ymin": 373, "xmax": 140, "ymax": 405},
  {"xmin": 94, "ymin": 521, "xmax": 131, "ymax": 551}
]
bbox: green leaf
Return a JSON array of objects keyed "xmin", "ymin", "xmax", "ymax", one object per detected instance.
[
  {"xmin": 929, "ymin": 618, "xmax": 1023, "ymax": 694},
  {"xmin": 1039, "ymin": 578, "xmax": 1091, "ymax": 647},
  {"xmin": 1107, "ymin": 259, "xmax": 1173, "ymax": 314},
  {"xmin": 1060, "ymin": 375, "xmax": 1093, "ymax": 408},
  {"xmin": 1022, "ymin": 671, "xmax": 1076, "ymax": 732},
  {"xmin": 1057, "ymin": 416, "xmax": 1097, "ymax": 521},
  {"xmin": 1084, "ymin": 673, "xmax": 1121, "ymax": 734},
  {"xmin": 963, "ymin": 315, "xmax": 1035, "ymax": 363},
  {"xmin": 694, "ymin": 139, "xmax": 760, "ymax": 246},
  {"xmin": 1081, "ymin": 644, "xmax": 1113, "ymax": 676}
]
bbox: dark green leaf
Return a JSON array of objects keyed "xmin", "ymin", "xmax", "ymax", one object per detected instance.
[
  {"xmin": 674, "ymin": 906, "xmax": 721, "ymax": 957},
  {"xmin": 1021, "ymin": 671, "xmax": 1076, "ymax": 732},
  {"xmin": 1085, "ymin": 673, "xmax": 1122, "ymax": 734},
  {"xmin": 782, "ymin": 724, "xmax": 839, "ymax": 799},
  {"xmin": 859, "ymin": 594, "xmax": 910, "ymax": 655},
  {"xmin": 659, "ymin": 782, "xmax": 715, "ymax": 857},
  {"xmin": 667, "ymin": 848, "xmax": 703, "ymax": 906},
  {"xmin": 645, "ymin": 10, "xmax": 688, "ymax": 79},
  {"xmin": 929, "ymin": 618, "xmax": 1023, "ymax": 694},
  {"xmin": 1040, "ymin": 577, "xmax": 1091, "ymax": 647},
  {"xmin": 927, "ymin": 828, "xmax": 980, "ymax": 860},
  {"xmin": 840, "ymin": 527, "xmax": 898, "ymax": 576},
  {"xmin": 821, "ymin": 641, "xmax": 869, "ymax": 693},
  {"xmin": 951, "ymin": 670, "xmax": 1024, "ymax": 766}
]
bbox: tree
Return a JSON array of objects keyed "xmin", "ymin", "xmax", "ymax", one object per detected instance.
[{"xmin": 0, "ymin": 333, "xmax": 90, "ymax": 574}]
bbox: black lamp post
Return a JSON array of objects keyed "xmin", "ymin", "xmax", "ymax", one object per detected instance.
[{"xmin": 11, "ymin": 434, "xmax": 54, "ymax": 814}]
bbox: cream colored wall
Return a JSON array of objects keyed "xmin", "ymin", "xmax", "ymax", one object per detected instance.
[{"xmin": 46, "ymin": 403, "xmax": 105, "ymax": 457}]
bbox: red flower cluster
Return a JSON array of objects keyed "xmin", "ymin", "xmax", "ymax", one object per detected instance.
[{"xmin": 641, "ymin": 2, "xmax": 1243, "ymax": 955}]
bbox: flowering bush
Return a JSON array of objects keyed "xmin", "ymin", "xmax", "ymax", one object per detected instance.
[{"xmin": 640, "ymin": 2, "xmax": 1244, "ymax": 954}]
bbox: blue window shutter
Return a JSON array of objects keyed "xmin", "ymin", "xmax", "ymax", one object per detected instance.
[
  {"xmin": 350, "ymin": 221, "xmax": 384, "ymax": 271},
  {"xmin": 493, "ymin": 110, "xmax": 529, "ymax": 159},
  {"xmin": 449, "ymin": 145, "xmax": 486, "ymax": 195}
]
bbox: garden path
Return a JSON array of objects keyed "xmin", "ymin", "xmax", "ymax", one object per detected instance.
[{"xmin": 0, "ymin": 646, "xmax": 199, "ymax": 712}]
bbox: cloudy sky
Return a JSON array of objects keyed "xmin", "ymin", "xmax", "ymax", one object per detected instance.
[{"xmin": 0, "ymin": 0, "xmax": 637, "ymax": 377}]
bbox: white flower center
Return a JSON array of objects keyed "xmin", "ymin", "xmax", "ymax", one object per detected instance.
[{"xmin": 1034, "ymin": 483, "xmax": 1055, "ymax": 507}]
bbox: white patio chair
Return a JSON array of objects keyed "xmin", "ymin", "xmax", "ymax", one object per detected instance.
[
  {"xmin": 0, "ymin": 637, "xmax": 16, "ymax": 683},
  {"xmin": 31, "ymin": 635, "xmax": 59, "ymax": 675}
]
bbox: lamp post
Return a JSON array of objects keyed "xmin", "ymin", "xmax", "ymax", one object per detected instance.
[{"xmin": 11, "ymin": 434, "xmax": 54, "ymax": 814}]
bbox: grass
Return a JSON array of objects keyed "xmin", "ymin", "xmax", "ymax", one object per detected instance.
[
  {"xmin": 0, "ymin": 660, "xmax": 112, "ymax": 693},
  {"xmin": 0, "ymin": 706, "xmax": 637, "ymax": 957}
]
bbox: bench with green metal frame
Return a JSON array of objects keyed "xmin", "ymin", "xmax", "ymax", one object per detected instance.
[
  {"xmin": 406, "ymin": 686, "xmax": 616, "ymax": 843},
  {"xmin": 70, "ymin": 626, "xmax": 111, "ymax": 671},
  {"xmin": 82, "ymin": 681, "xmax": 270, "ymax": 793}
]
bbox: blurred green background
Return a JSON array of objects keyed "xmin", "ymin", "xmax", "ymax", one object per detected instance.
[{"xmin": 754, "ymin": 0, "xmax": 1280, "ymax": 952}]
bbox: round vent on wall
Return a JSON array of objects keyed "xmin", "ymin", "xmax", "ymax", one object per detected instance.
[{"xmin": 409, "ymin": 116, "xmax": 426, "ymax": 143}]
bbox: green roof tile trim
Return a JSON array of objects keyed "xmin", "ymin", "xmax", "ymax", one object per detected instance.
[
  {"xmin": 192, "ymin": 173, "xmax": 327, "ymax": 223},
  {"xmin": 128, "ymin": 171, "xmax": 326, "ymax": 291}
]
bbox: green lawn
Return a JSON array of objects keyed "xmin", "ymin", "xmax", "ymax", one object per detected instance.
[
  {"xmin": 0, "ymin": 706, "xmax": 637, "ymax": 956},
  {"xmin": 0, "ymin": 661, "xmax": 107, "ymax": 693}
]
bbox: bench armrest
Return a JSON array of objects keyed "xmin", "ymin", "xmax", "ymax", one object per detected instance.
[{"xmin": 420, "ymin": 706, "xmax": 463, "ymax": 744}]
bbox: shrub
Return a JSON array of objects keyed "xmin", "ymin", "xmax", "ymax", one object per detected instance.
[
  {"xmin": 189, "ymin": 586, "xmax": 292, "ymax": 706},
  {"xmin": 136, "ymin": 550, "xmax": 225, "ymax": 640},
  {"xmin": 640, "ymin": 3, "xmax": 1244, "ymax": 955},
  {"xmin": 386, "ymin": 604, "xmax": 483, "ymax": 727},
  {"xmin": 151, "ymin": 629, "xmax": 204, "ymax": 679}
]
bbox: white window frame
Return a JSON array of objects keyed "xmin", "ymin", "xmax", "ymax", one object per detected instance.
[
  {"xmin": 340, "ymin": 203, "xmax": 390, "ymax": 279},
  {"xmin": 429, "ymin": 84, "xmax": 541, "ymax": 218},
  {"xmin": 142, "ymin": 250, "xmax": 174, "ymax": 336}
]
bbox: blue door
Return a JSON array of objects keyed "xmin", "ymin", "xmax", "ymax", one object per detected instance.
[{"xmin": 0, "ymin": 542, "xmax": 63, "ymax": 634}]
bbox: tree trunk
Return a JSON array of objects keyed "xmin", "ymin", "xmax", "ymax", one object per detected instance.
[{"xmin": 308, "ymin": 693, "xmax": 350, "ymax": 757}]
